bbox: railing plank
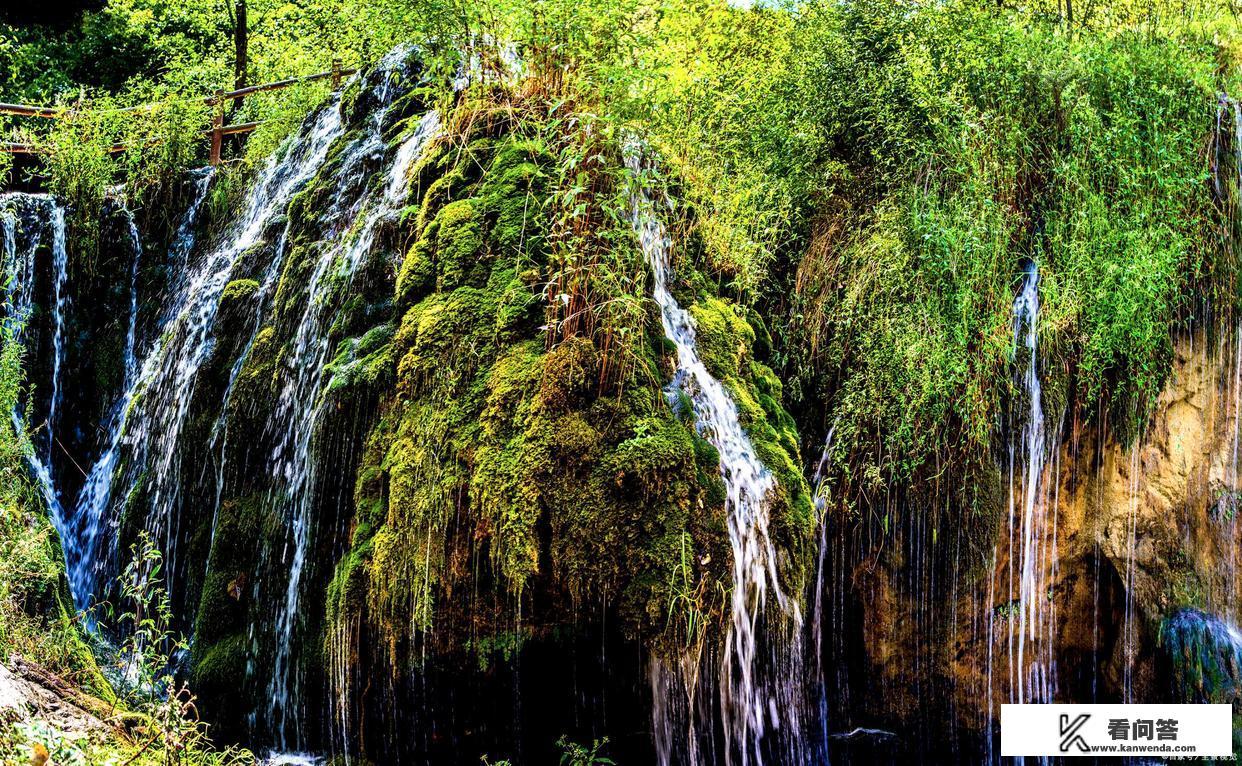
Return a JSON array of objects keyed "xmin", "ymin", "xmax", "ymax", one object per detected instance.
[
  {"xmin": 220, "ymin": 121, "xmax": 261, "ymax": 136},
  {"xmin": 0, "ymin": 103, "xmax": 65, "ymax": 119},
  {"xmin": 3, "ymin": 122, "xmax": 267, "ymax": 156},
  {"xmin": 0, "ymin": 61, "xmax": 356, "ymax": 161},
  {"xmin": 0, "ymin": 63, "xmax": 358, "ymax": 121},
  {"xmin": 210, "ymin": 67, "xmax": 356, "ymax": 104}
]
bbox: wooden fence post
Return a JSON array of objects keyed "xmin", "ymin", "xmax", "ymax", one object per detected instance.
[
  {"xmin": 209, "ymin": 89, "xmax": 225, "ymax": 166},
  {"xmin": 331, "ymin": 58, "xmax": 343, "ymax": 89}
]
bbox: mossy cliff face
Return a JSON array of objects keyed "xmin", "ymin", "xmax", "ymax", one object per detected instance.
[
  {"xmin": 820, "ymin": 328, "xmax": 1242, "ymax": 757},
  {"xmin": 111, "ymin": 62, "xmax": 816, "ymax": 757},
  {"xmin": 318, "ymin": 91, "xmax": 812, "ymax": 759}
]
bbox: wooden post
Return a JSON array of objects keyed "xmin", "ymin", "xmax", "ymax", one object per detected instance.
[
  {"xmin": 331, "ymin": 58, "xmax": 343, "ymax": 89},
  {"xmin": 209, "ymin": 89, "xmax": 225, "ymax": 166}
]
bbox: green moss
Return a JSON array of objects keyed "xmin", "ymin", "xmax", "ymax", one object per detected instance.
[
  {"xmin": 471, "ymin": 437, "xmax": 544, "ymax": 589},
  {"xmin": 395, "ymin": 241, "xmax": 433, "ymax": 307},
  {"xmin": 479, "ymin": 140, "xmax": 552, "ymax": 258},
  {"xmin": 688, "ymin": 296, "xmax": 754, "ymax": 379},
  {"xmin": 415, "ymin": 162, "xmax": 476, "ymax": 233},
  {"xmin": 194, "ymin": 571, "xmax": 247, "ymax": 643},
  {"xmin": 272, "ymin": 242, "xmax": 325, "ymax": 320},
  {"xmin": 326, "ymin": 323, "xmax": 397, "ymax": 394},
  {"xmin": 324, "ymin": 104, "xmax": 811, "ymax": 671},
  {"xmin": 228, "ymin": 326, "xmax": 280, "ymax": 422},
  {"xmin": 215, "ymin": 278, "xmax": 261, "ymax": 339},
  {"xmin": 480, "ymin": 341, "xmax": 543, "ymax": 437},
  {"xmin": 492, "ymin": 271, "xmax": 541, "ymax": 342},
  {"xmin": 535, "ymin": 337, "xmax": 596, "ymax": 413},
  {"xmin": 325, "ymin": 541, "xmax": 371, "ymax": 628},
  {"xmin": 605, "ymin": 417, "xmax": 696, "ymax": 499},
  {"xmin": 190, "ymin": 632, "xmax": 249, "ymax": 700},
  {"xmin": 221, "ymin": 278, "xmax": 260, "ymax": 305}
]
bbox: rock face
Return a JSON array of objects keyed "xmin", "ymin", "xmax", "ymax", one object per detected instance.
[
  {"xmin": 0, "ymin": 661, "xmax": 108, "ymax": 739},
  {"xmin": 826, "ymin": 329, "xmax": 1242, "ymax": 759}
]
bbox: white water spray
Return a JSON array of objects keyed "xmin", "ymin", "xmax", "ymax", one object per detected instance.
[
  {"xmin": 625, "ymin": 143, "xmax": 800, "ymax": 766},
  {"xmin": 1007, "ymin": 261, "xmax": 1059, "ymax": 706},
  {"xmin": 264, "ymin": 86, "xmax": 441, "ymax": 746}
]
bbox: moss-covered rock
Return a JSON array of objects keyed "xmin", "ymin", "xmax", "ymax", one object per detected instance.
[
  {"xmin": 322, "ymin": 91, "xmax": 815, "ymax": 682},
  {"xmin": 688, "ymin": 296, "xmax": 755, "ymax": 379},
  {"xmin": 169, "ymin": 73, "xmax": 815, "ymax": 754}
]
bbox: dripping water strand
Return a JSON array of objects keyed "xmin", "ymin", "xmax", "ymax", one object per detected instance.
[
  {"xmin": 263, "ymin": 56, "xmax": 441, "ymax": 743},
  {"xmin": 0, "ymin": 196, "xmax": 68, "ymax": 544},
  {"xmin": 624, "ymin": 140, "xmax": 803, "ymax": 766}
]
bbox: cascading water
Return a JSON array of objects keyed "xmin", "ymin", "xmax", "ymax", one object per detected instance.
[
  {"xmin": 69, "ymin": 99, "xmax": 342, "ymax": 612},
  {"xmin": 624, "ymin": 143, "xmax": 803, "ymax": 766},
  {"xmin": 0, "ymin": 195, "xmax": 72, "ymax": 581},
  {"xmin": 809, "ymin": 421, "xmax": 836, "ymax": 760},
  {"xmin": 982, "ymin": 262, "xmax": 1062, "ymax": 762},
  {"xmin": 1, "ymin": 202, "xmax": 33, "ymax": 339},
  {"xmin": 45, "ymin": 204, "xmax": 68, "ymax": 474},
  {"xmin": 1161, "ymin": 608, "xmax": 1242, "ymax": 702},
  {"xmin": 67, "ymin": 171, "xmax": 214, "ymax": 610},
  {"xmin": 1, "ymin": 48, "xmax": 1236, "ymax": 766},
  {"xmin": 1, "ymin": 45, "xmax": 441, "ymax": 758},
  {"xmin": 1006, "ymin": 261, "xmax": 1059, "ymax": 707},
  {"xmin": 1122, "ymin": 444, "xmax": 1141, "ymax": 704},
  {"xmin": 250, "ymin": 47, "xmax": 438, "ymax": 748},
  {"xmin": 1217, "ymin": 100, "xmax": 1242, "ymax": 627},
  {"xmin": 121, "ymin": 205, "xmax": 143, "ymax": 388},
  {"xmin": 263, "ymin": 102, "xmax": 442, "ymax": 748}
]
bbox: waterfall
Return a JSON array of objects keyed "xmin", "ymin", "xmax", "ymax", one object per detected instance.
[
  {"xmin": 987, "ymin": 261, "xmax": 1061, "ymax": 757},
  {"xmin": 121, "ymin": 205, "xmax": 143, "ymax": 388},
  {"xmin": 1161, "ymin": 608, "xmax": 1242, "ymax": 703},
  {"xmin": 69, "ymin": 97, "xmax": 342, "ymax": 613},
  {"xmin": 66, "ymin": 171, "xmax": 215, "ymax": 611},
  {"xmin": 1223, "ymin": 102, "xmax": 1242, "ymax": 626},
  {"xmin": 809, "ymin": 421, "xmax": 836, "ymax": 761},
  {"xmin": 1004, "ymin": 261, "xmax": 1061, "ymax": 711},
  {"xmin": 0, "ymin": 195, "xmax": 72, "ymax": 577},
  {"xmin": 625, "ymin": 143, "xmax": 801, "ymax": 766},
  {"xmin": 0, "ymin": 44, "xmax": 438, "ymax": 755},
  {"xmin": 1122, "ymin": 448, "xmax": 1140, "ymax": 703},
  {"xmin": 264, "ymin": 104, "xmax": 441, "ymax": 748},
  {"xmin": 46, "ymin": 204, "xmax": 68, "ymax": 471},
  {"xmin": 1, "ymin": 202, "xmax": 32, "ymax": 339},
  {"xmin": 0, "ymin": 195, "xmax": 55, "ymax": 356}
]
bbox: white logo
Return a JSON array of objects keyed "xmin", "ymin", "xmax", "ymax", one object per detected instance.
[{"xmin": 1002, "ymin": 704, "xmax": 1232, "ymax": 757}]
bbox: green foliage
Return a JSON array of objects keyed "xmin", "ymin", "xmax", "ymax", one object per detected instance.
[
  {"xmin": 623, "ymin": 1, "xmax": 815, "ymax": 292},
  {"xmin": 0, "ymin": 0, "xmax": 447, "ymax": 103},
  {"xmin": 765, "ymin": 0, "xmax": 1235, "ymax": 512},
  {"xmin": 119, "ymin": 94, "xmax": 211, "ymax": 213},
  {"xmin": 664, "ymin": 531, "xmax": 709, "ymax": 646},
  {"xmin": 6, "ymin": 0, "xmax": 1239, "ymax": 748},
  {"xmin": 102, "ymin": 534, "xmax": 254, "ymax": 766},
  {"xmin": 241, "ymin": 81, "xmax": 332, "ymax": 166},
  {"xmin": 27, "ymin": 92, "xmax": 209, "ymax": 271},
  {"xmin": 557, "ymin": 735, "xmax": 615, "ymax": 766},
  {"xmin": 31, "ymin": 103, "xmax": 121, "ymax": 271}
]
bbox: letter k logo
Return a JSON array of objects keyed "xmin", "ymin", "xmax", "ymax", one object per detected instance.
[{"xmin": 1060, "ymin": 713, "xmax": 1091, "ymax": 753}]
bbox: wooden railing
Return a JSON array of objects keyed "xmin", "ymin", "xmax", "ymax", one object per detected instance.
[{"xmin": 0, "ymin": 59, "xmax": 355, "ymax": 165}]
